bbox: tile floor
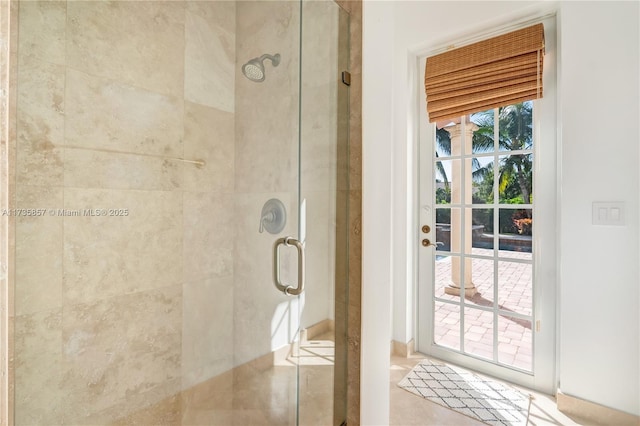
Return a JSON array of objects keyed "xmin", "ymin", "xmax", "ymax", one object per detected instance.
[
  {"xmin": 181, "ymin": 349, "xmax": 596, "ymax": 426},
  {"xmin": 116, "ymin": 332, "xmax": 336, "ymax": 425},
  {"xmin": 390, "ymin": 353, "xmax": 596, "ymax": 426},
  {"xmin": 120, "ymin": 331, "xmax": 597, "ymax": 425},
  {"xmin": 179, "ymin": 332, "xmax": 336, "ymax": 426}
]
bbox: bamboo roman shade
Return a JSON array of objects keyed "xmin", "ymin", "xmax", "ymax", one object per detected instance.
[{"xmin": 425, "ymin": 23, "xmax": 544, "ymax": 122}]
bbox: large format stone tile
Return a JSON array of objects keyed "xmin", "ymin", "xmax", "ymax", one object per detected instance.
[
  {"xmin": 185, "ymin": 4, "xmax": 235, "ymax": 111},
  {"xmin": 183, "ymin": 191, "xmax": 234, "ymax": 282},
  {"xmin": 60, "ymin": 286, "xmax": 182, "ymax": 422},
  {"xmin": 234, "ymin": 96, "xmax": 298, "ymax": 193},
  {"xmin": 235, "ymin": 0, "xmax": 299, "ymax": 46},
  {"xmin": 229, "ymin": 366, "xmax": 297, "ymax": 424},
  {"xmin": 232, "ymin": 191, "xmax": 299, "ymax": 366},
  {"xmin": 64, "ymin": 148, "xmax": 184, "ymax": 191},
  {"xmin": 235, "ymin": 1, "xmax": 300, "ymax": 194},
  {"xmin": 18, "ymin": 1, "xmax": 66, "ymax": 66},
  {"xmin": 14, "ymin": 309, "xmax": 63, "ymax": 425},
  {"xmin": 70, "ymin": 380, "xmax": 182, "ymax": 425},
  {"xmin": 16, "ymin": 59, "xmax": 65, "ymax": 186},
  {"xmin": 66, "ymin": 0, "xmax": 185, "ymax": 97},
  {"xmin": 298, "ymin": 190, "xmax": 333, "ymax": 329},
  {"xmin": 301, "ymin": 83, "xmax": 338, "ymax": 194},
  {"xmin": 111, "ymin": 390, "xmax": 182, "ymax": 425},
  {"xmin": 180, "ymin": 370, "xmax": 234, "ymax": 424},
  {"xmin": 65, "ymin": 69, "xmax": 184, "ymax": 157},
  {"xmin": 15, "ymin": 186, "xmax": 63, "ymax": 315},
  {"xmin": 182, "ymin": 276, "xmax": 234, "ymax": 389},
  {"xmin": 183, "ymin": 102, "xmax": 234, "ymax": 193},
  {"xmin": 298, "ymin": 364, "xmax": 334, "ymax": 426},
  {"xmin": 301, "ymin": 1, "xmax": 340, "ymax": 90},
  {"xmin": 186, "ymin": 1, "xmax": 235, "ymax": 35},
  {"xmin": 63, "ymin": 188, "xmax": 183, "ymax": 305}
]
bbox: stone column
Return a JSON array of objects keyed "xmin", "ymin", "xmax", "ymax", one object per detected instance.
[{"xmin": 444, "ymin": 122, "xmax": 478, "ymax": 297}]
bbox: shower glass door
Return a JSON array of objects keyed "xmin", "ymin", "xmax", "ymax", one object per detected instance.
[
  {"xmin": 10, "ymin": 0, "xmax": 349, "ymax": 424},
  {"xmin": 297, "ymin": 2, "xmax": 350, "ymax": 425}
]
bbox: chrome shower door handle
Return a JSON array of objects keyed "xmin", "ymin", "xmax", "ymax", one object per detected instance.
[
  {"xmin": 285, "ymin": 237, "xmax": 305, "ymax": 296},
  {"xmin": 272, "ymin": 237, "xmax": 305, "ymax": 296}
]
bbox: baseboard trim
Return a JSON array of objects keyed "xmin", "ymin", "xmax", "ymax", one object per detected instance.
[
  {"xmin": 301, "ymin": 319, "xmax": 335, "ymax": 342},
  {"xmin": 391, "ymin": 339, "xmax": 415, "ymax": 357},
  {"xmin": 557, "ymin": 390, "xmax": 640, "ymax": 426}
]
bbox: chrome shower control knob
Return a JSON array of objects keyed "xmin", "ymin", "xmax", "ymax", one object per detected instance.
[{"xmin": 259, "ymin": 198, "xmax": 287, "ymax": 234}]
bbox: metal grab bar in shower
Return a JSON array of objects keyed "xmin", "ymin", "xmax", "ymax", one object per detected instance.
[{"xmin": 272, "ymin": 237, "xmax": 305, "ymax": 296}]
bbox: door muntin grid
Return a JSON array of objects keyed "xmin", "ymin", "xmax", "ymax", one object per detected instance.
[{"xmin": 431, "ymin": 102, "xmax": 534, "ymax": 373}]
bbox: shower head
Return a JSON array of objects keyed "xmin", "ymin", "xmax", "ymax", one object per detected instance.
[{"xmin": 242, "ymin": 53, "xmax": 281, "ymax": 82}]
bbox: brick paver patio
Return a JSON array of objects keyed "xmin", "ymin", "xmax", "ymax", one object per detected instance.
[{"xmin": 433, "ymin": 248, "xmax": 533, "ymax": 371}]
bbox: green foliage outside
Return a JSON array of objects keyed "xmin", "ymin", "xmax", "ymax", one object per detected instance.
[{"xmin": 434, "ymin": 102, "xmax": 534, "ymax": 236}]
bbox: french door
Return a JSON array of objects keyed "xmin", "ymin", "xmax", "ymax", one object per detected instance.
[{"xmin": 417, "ymin": 37, "xmax": 557, "ymax": 393}]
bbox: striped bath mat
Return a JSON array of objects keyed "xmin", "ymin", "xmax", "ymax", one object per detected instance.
[{"xmin": 398, "ymin": 359, "xmax": 531, "ymax": 426}]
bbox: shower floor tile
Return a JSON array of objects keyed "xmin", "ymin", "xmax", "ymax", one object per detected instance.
[{"xmin": 117, "ymin": 332, "xmax": 336, "ymax": 425}]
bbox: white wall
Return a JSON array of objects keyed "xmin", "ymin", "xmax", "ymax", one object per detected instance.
[
  {"xmin": 361, "ymin": 1, "xmax": 394, "ymax": 424},
  {"xmin": 558, "ymin": 1, "xmax": 639, "ymax": 415},
  {"xmin": 362, "ymin": 0, "xmax": 640, "ymax": 420}
]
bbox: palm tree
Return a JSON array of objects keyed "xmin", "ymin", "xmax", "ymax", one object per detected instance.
[
  {"xmin": 435, "ymin": 121, "xmax": 494, "ymax": 186},
  {"xmin": 434, "ymin": 102, "xmax": 533, "ymax": 211},
  {"xmin": 471, "ymin": 101, "xmax": 533, "ymax": 205},
  {"xmin": 435, "ymin": 127, "xmax": 451, "ymax": 190},
  {"xmin": 498, "ymin": 102, "xmax": 533, "ymax": 205}
]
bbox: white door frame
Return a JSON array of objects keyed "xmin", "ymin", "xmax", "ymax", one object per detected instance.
[{"xmin": 413, "ymin": 15, "xmax": 558, "ymax": 394}]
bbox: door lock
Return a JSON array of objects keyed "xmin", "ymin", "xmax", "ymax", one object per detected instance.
[{"xmin": 421, "ymin": 225, "xmax": 430, "ymax": 234}]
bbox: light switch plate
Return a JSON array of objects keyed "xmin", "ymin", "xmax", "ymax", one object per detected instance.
[{"xmin": 592, "ymin": 202, "xmax": 625, "ymax": 226}]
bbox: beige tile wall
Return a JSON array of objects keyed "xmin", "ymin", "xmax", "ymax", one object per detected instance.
[
  {"xmin": 12, "ymin": 1, "xmax": 235, "ymax": 422},
  {"xmin": 233, "ymin": 0, "xmax": 302, "ymax": 381},
  {"xmin": 300, "ymin": 0, "xmax": 342, "ymax": 337},
  {"xmin": 9, "ymin": 0, "xmax": 361, "ymax": 423}
]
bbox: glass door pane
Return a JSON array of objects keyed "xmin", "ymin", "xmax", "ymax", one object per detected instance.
[
  {"xmin": 428, "ymin": 104, "xmax": 534, "ymax": 374},
  {"xmin": 298, "ymin": 1, "xmax": 350, "ymax": 425},
  {"xmin": 231, "ymin": 1, "xmax": 303, "ymax": 424}
]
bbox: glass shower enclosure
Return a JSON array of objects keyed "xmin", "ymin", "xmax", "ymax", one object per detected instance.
[{"xmin": 9, "ymin": 0, "xmax": 349, "ymax": 424}]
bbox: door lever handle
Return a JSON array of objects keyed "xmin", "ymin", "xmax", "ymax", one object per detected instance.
[
  {"xmin": 421, "ymin": 239, "xmax": 444, "ymax": 248},
  {"xmin": 273, "ymin": 237, "xmax": 305, "ymax": 296}
]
